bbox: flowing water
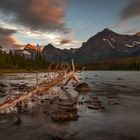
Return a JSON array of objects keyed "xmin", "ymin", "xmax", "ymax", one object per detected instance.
[{"xmin": 0, "ymin": 71, "xmax": 140, "ymax": 140}]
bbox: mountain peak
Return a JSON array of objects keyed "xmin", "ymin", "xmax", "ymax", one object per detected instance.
[
  {"xmin": 136, "ymin": 32, "xmax": 140, "ymax": 36},
  {"xmin": 48, "ymin": 43, "xmax": 54, "ymax": 47},
  {"xmin": 42, "ymin": 44, "xmax": 57, "ymax": 53},
  {"xmin": 93, "ymin": 28, "xmax": 118, "ymax": 39},
  {"xmin": 102, "ymin": 28, "xmax": 115, "ymax": 34},
  {"xmin": 45, "ymin": 43, "xmax": 55, "ymax": 49},
  {"xmin": 24, "ymin": 44, "xmax": 37, "ymax": 50},
  {"xmin": 103, "ymin": 28, "xmax": 112, "ymax": 32}
]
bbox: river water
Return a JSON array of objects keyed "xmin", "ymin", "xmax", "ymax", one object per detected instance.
[{"xmin": 0, "ymin": 71, "xmax": 140, "ymax": 140}]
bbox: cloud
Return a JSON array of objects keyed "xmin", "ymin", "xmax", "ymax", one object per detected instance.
[
  {"xmin": 111, "ymin": 21, "xmax": 140, "ymax": 35},
  {"xmin": 120, "ymin": 0, "xmax": 140, "ymax": 20},
  {"xmin": 123, "ymin": 28, "xmax": 140, "ymax": 34},
  {"xmin": 60, "ymin": 39, "xmax": 72, "ymax": 45},
  {"xmin": 0, "ymin": 0, "xmax": 67, "ymax": 32},
  {"xmin": 59, "ymin": 28, "xmax": 74, "ymax": 45},
  {"xmin": 0, "ymin": 0, "xmax": 75, "ymax": 49},
  {"xmin": 0, "ymin": 26, "xmax": 22, "ymax": 50}
]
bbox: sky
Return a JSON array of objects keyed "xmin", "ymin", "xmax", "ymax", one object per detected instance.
[{"xmin": 0, "ymin": 0, "xmax": 140, "ymax": 50}]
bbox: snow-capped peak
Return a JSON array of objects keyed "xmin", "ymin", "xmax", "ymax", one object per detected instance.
[{"xmin": 103, "ymin": 39, "xmax": 115, "ymax": 49}]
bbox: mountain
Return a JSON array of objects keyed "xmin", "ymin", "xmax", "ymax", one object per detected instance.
[
  {"xmin": 42, "ymin": 44, "xmax": 77, "ymax": 62},
  {"xmin": 42, "ymin": 44, "xmax": 62, "ymax": 61},
  {"xmin": 73, "ymin": 28, "xmax": 140, "ymax": 64},
  {"xmin": 136, "ymin": 32, "xmax": 140, "ymax": 36},
  {"xmin": 24, "ymin": 44, "xmax": 37, "ymax": 54},
  {"xmin": 41, "ymin": 28, "xmax": 140, "ymax": 65}
]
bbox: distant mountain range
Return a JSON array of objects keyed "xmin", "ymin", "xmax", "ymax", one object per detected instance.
[
  {"xmin": 73, "ymin": 28, "xmax": 140, "ymax": 64},
  {"xmin": 13, "ymin": 28, "xmax": 140, "ymax": 65},
  {"xmin": 41, "ymin": 28, "xmax": 140, "ymax": 65},
  {"xmin": 42, "ymin": 44, "xmax": 77, "ymax": 62}
]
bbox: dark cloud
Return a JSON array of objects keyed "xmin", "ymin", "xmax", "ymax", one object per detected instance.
[
  {"xmin": 0, "ymin": 27, "xmax": 16, "ymax": 36},
  {"xmin": 0, "ymin": 26, "xmax": 22, "ymax": 49},
  {"xmin": 120, "ymin": 0, "xmax": 140, "ymax": 20},
  {"xmin": 60, "ymin": 28, "xmax": 73, "ymax": 45},
  {"xmin": 60, "ymin": 38, "xmax": 72, "ymax": 45},
  {"xmin": 123, "ymin": 28, "xmax": 140, "ymax": 34},
  {"xmin": 0, "ymin": 0, "xmax": 67, "ymax": 32}
]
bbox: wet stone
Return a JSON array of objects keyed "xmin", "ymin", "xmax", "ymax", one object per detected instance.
[
  {"xmin": 75, "ymin": 83, "xmax": 90, "ymax": 91},
  {"xmin": 0, "ymin": 83, "xmax": 8, "ymax": 88},
  {"xmin": 83, "ymin": 96, "xmax": 106, "ymax": 110},
  {"xmin": 107, "ymin": 94, "xmax": 120, "ymax": 105},
  {"xmin": 0, "ymin": 88, "xmax": 6, "ymax": 94},
  {"xmin": 58, "ymin": 102, "xmax": 74, "ymax": 107},
  {"xmin": 117, "ymin": 77, "xmax": 123, "ymax": 80},
  {"xmin": 10, "ymin": 83, "xmax": 19, "ymax": 87},
  {"xmin": 18, "ymin": 84, "xmax": 28, "ymax": 91},
  {"xmin": 90, "ymin": 96, "xmax": 99, "ymax": 100},
  {"xmin": 13, "ymin": 117, "xmax": 22, "ymax": 125},
  {"xmin": 50, "ymin": 109, "xmax": 78, "ymax": 122},
  {"xmin": 0, "ymin": 93, "xmax": 7, "ymax": 97},
  {"xmin": 88, "ymin": 105, "xmax": 100, "ymax": 110}
]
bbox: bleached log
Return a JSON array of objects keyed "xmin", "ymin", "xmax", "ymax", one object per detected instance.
[{"xmin": 0, "ymin": 70, "xmax": 79, "ymax": 111}]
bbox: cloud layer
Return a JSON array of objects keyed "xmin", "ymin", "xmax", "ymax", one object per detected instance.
[
  {"xmin": 0, "ymin": 0, "xmax": 75, "ymax": 48},
  {"xmin": 120, "ymin": 0, "xmax": 140, "ymax": 20},
  {"xmin": 0, "ymin": 0, "xmax": 66, "ymax": 32},
  {"xmin": 0, "ymin": 26, "xmax": 22, "ymax": 50}
]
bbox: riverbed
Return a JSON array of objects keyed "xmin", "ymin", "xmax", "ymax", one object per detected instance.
[{"xmin": 0, "ymin": 71, "xmax": 140, "ymax": 140}]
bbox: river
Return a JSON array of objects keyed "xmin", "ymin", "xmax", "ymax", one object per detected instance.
[{"xmin": 0, "ymin": 71, "xmax": 140, "ymax": 140}]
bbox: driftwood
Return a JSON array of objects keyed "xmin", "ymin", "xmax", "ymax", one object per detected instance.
[{"xmin": 0, "ymin": 60, "xmax": 79, "ymax": 112}]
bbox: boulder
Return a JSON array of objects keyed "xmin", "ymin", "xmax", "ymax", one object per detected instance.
[
  {"xmin": 50, "ymin": 109, "xmax": 78, "ymax": 122},
  {"xmin": 75, "ymin": 83, "xmax": 90, "ymax": 91},
  {"xmin": 0, "ymin": 83, "xmax": 7, "ymax": 88}
]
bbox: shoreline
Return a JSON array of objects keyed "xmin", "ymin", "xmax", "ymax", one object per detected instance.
[{"xmin": 0, "ymin": 69, "xmax": 140, "ymax": 74}]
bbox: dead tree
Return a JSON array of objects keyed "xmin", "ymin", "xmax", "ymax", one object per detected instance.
[{"xmin": 0, "ymin": 59, "xmax": 80, "ymax": 113}]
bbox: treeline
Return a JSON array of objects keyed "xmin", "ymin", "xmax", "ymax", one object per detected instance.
[
  {"xmin": 0, "ymin": 46, "xmax": 140, "ymax": 71},
  {"xmin": 0, "ymin": 47, "xmax": 49, "ymax": 71},
  {"xmin": 84, "ymin": 57, "xmax": 140, "ymax": 70}
]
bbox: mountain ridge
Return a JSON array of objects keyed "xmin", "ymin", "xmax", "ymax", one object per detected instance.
[{"xmin": 22, "ymin": 28, "xmax": 140, "ymax": 65}]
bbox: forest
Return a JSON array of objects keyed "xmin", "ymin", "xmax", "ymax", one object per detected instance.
[
  {"xmin": 0, "ymin": 46, "xmax": 49, "ymax": 72},
  {"xmin": 84, "ymin": 57, "xmax": 140, "ymax": 70},
  {"xmin": 0, "ymin": 46, "xmax": 140, "ymax": 72}
]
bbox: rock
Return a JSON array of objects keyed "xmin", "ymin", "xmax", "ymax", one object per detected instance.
[
  {"xmin": 78, "ymin": 101, "xmax": 84, "ymax": 105},
  {"xmin": 14, "ymin": 117, "xmax": 21, "ymax": 125},
  {"xmin": 117, "ymin": 77, "xmax": 123, "ymax": 80},
  {"xmin": 50, "ymin": 109, "xmax": 78, "ymax": 122},
  {"xmin": 90, "ymin": 96, "xmax": 98, "ymax": 100},
  {"xmin": 18, "ymin": 84, "xmax": 27, "ymax": 90},
  {"xmin": 0, "ymin": 88, "xmax": 6, "ymax": 94},
  {"xmin": 0, "ymin": 93, "xmax": 7, "ymax": 97},
  {"xmin": 88, "ymin": 105, "xmax": 100, "ymax": 110},
  {"xmin": 75, "ymin": 83, "xmax": 90, "ymax": 91},
  {"xmin": 64, "ymin": 108, "xmax": 78, "ymax": 113},
  {"xmin": 107, "ymin": 95, "xmax": 119, "ymax": 99},
  {"xmin": 58, "ymin": 102, "xmax": 74, "ymax": 107},
  {"xmin": 108, "ymin": 100, "xmax": 120, "ymax": 105},
  {"xmin": 10, "ymin": 83, "xmax": 19, "ymax": 87},
  {"xmin": 0, "ymin": 83, "xmax": 7, "ymax": 88},
  {"xmin": 84, "ymin": 100, "xmax": 92, "ymax": 104}
]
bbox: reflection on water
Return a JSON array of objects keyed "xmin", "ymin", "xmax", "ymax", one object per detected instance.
[{"xmin": 0, "ymin": 71, "xmax": 140, "ymax": 140}]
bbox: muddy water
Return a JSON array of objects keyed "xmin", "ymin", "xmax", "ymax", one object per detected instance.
[{"xmin": 0, "ymin": 71, "xmax": 140, "ymax": 140}]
